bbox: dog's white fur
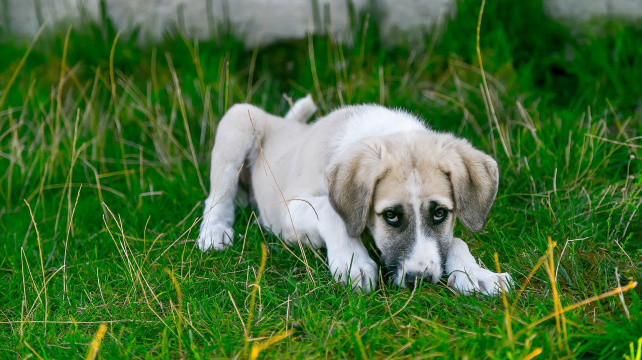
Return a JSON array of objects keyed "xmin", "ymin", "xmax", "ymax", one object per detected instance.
[{"xmin": 198, "ymin": 96, "xmax": 512, "ymax": 295}]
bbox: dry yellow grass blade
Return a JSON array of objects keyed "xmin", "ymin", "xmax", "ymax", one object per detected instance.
[
  {"xmin": 23, "ymin": 341, "xmax": 45, "ymax": 360},
  {"xmin": 244, "ymin": 243, "xmax": 269, "ymax": 355},
  {"xmin": 494, "ymin": 252, "xmax": 512, "ymax": 346},
  {"xmin": 353, "ymin": 331, "xmax": 369, "ymax": 360},
  {"xmin": 530, "ymin": 281, "xmax": 637, "ymax": 328},
  {"xmin": 85, "ymin": 323, "xmax": 108, "ymax": 360},
  {"xmin": 24, "ymin": 200, "xmax": 47, "ymax": 334},
  {"xmin": 249, "ymin": 330, "xmax": 294, "ymax": 360},
  {"xmin": 0, "ymin": 20, "xmax": 48, "ymax": 110},
  {"xmin": 543, "ymin": 236, "xmax": 568, "ymax": 353},
  {"xmin": 511, "ymin": 245, "xmax": 554, "ymax": 308},
  {"xmin": 522, "ymin": 348, "xmax": 543, "ymax": 360},
  {"xmin": 164, "ymin": 268, "xmax": 185, "ymax": 358},
  {"xmin": 476, "ymin": 0, "xmax": 513, "ymax": 166},
  {"xmin": 166, "ymin": 53, "xmax": 207, "ymax": 194}
]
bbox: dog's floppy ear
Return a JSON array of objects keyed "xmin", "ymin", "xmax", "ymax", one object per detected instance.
[
  {"xmin": 326, "ymin": 139, "xmax": 387, "ymax": 238},
  {"xmin": 439, "ymin": 139, "xmax": 499, "ymax": 232}
]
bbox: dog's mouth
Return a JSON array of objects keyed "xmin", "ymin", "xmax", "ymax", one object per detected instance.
[
  {"xmin": 378, "ymin": 256, "xmax": 448, "ymax": 289},
  {"xmin": 377, "ymin": 264, "xmax": 441, "ymax": 289},
  {"xmin": 400, "ymin": 269, "xmax": 442, "ymax": 288}
]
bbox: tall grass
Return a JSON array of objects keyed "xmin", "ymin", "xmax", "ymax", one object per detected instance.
[{"xmin": 1, "ymin": 0, "xmax": 641, "ymax": 358}]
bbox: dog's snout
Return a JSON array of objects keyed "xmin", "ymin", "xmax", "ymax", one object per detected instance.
[{"xmin": 403, "ymin": 271, "xmax": 431, "ymax": 288}]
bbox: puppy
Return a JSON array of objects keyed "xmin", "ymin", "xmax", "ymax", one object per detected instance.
[{"xmin": 197, "ymin": 96, "xmax": 512, "ymax": 295}]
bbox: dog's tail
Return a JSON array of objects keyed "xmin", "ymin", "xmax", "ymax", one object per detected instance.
[{"xmin": 284, "ymin": 94, "xmax": 317, "ymax": 123}]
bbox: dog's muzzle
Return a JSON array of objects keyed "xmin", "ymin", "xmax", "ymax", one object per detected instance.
[{"xmin": 401, "ymin": 271, "xmax": 436, "ymax": 288}]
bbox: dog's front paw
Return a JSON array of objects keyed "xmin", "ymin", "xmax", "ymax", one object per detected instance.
[
  {"xmin": 448, "ymin": 267, "xmax": 513, "ymax": 296},
  {"xmin": 329, "ymin": 252, "xmax": 378, "ymax": 293},
  {"xmin": 198, "ymin": 223, "xmax": 234, "ymax": 251}
]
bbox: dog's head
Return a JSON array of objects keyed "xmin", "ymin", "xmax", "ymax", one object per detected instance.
[{"xmin": 326, "ymin": 131, "xmax": 498, "ymax": 288}]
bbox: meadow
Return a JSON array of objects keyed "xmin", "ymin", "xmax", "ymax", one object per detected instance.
[{"xmin": 1, "ymin": 0, "xmax": 641, "ymax": 358}]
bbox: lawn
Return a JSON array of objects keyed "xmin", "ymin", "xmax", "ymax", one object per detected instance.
[{"xmin": 1, "ymin": 0, "xmax": 641, "ymax": 358}]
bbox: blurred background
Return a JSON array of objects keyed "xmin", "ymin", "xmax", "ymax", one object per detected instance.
[{"xmin": 2, "ymin": 0, "xmax": 642, "ymax": 47}]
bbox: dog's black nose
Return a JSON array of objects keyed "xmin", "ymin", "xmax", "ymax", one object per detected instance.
[{"xmin": 404, "ymin": 272, "xmax": 430, "ymax": 288}]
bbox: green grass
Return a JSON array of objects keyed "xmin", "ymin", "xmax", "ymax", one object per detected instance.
[{"xmin": 1, "ymin": 0, "xmax": 641, "ymax": 358}]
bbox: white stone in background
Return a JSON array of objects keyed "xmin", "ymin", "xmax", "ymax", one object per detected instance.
[
  {"xmin": 544, "ymin": 0, "xmax": 642, "ymax": 24},
  {"xmin": 106, "ymin": 0, "xmax": 371, "ymax": 46},
  {"xmin": 2, "ymin": 0, "xmax": 642, "ymax": 47},
  {"xmin": 376, "ymin": 0, "xmax": 456, "ymax": 47},
  {"xmin": 0, "ymin": 0, "xmax": 100, "ymax": 37},
  {"xmin": 0, "ymin": 0, "xmax": 373, "ymax": 47}
]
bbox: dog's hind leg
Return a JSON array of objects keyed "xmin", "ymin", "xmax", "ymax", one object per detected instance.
[{"xmin": 198, "ymin": 104, "xmax": 271, "ymax": 251}]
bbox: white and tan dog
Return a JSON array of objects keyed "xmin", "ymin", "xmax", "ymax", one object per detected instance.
[{"xmin": 197, "ymin": 96, "xmax": 512, "ymax": 295}]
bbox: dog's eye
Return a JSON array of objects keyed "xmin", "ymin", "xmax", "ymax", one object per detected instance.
[
  {"xmin": 433, "ymin": 208, "xmax": 447, "ymax": 223},
  {"xmin": 383, "ymin": 210, "xmax": 400, "ymax": 225}
]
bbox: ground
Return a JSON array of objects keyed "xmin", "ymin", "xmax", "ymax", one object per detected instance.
[{"xmin": 1, "ymin": 0, "xmax": 641, "ymax": 359}]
